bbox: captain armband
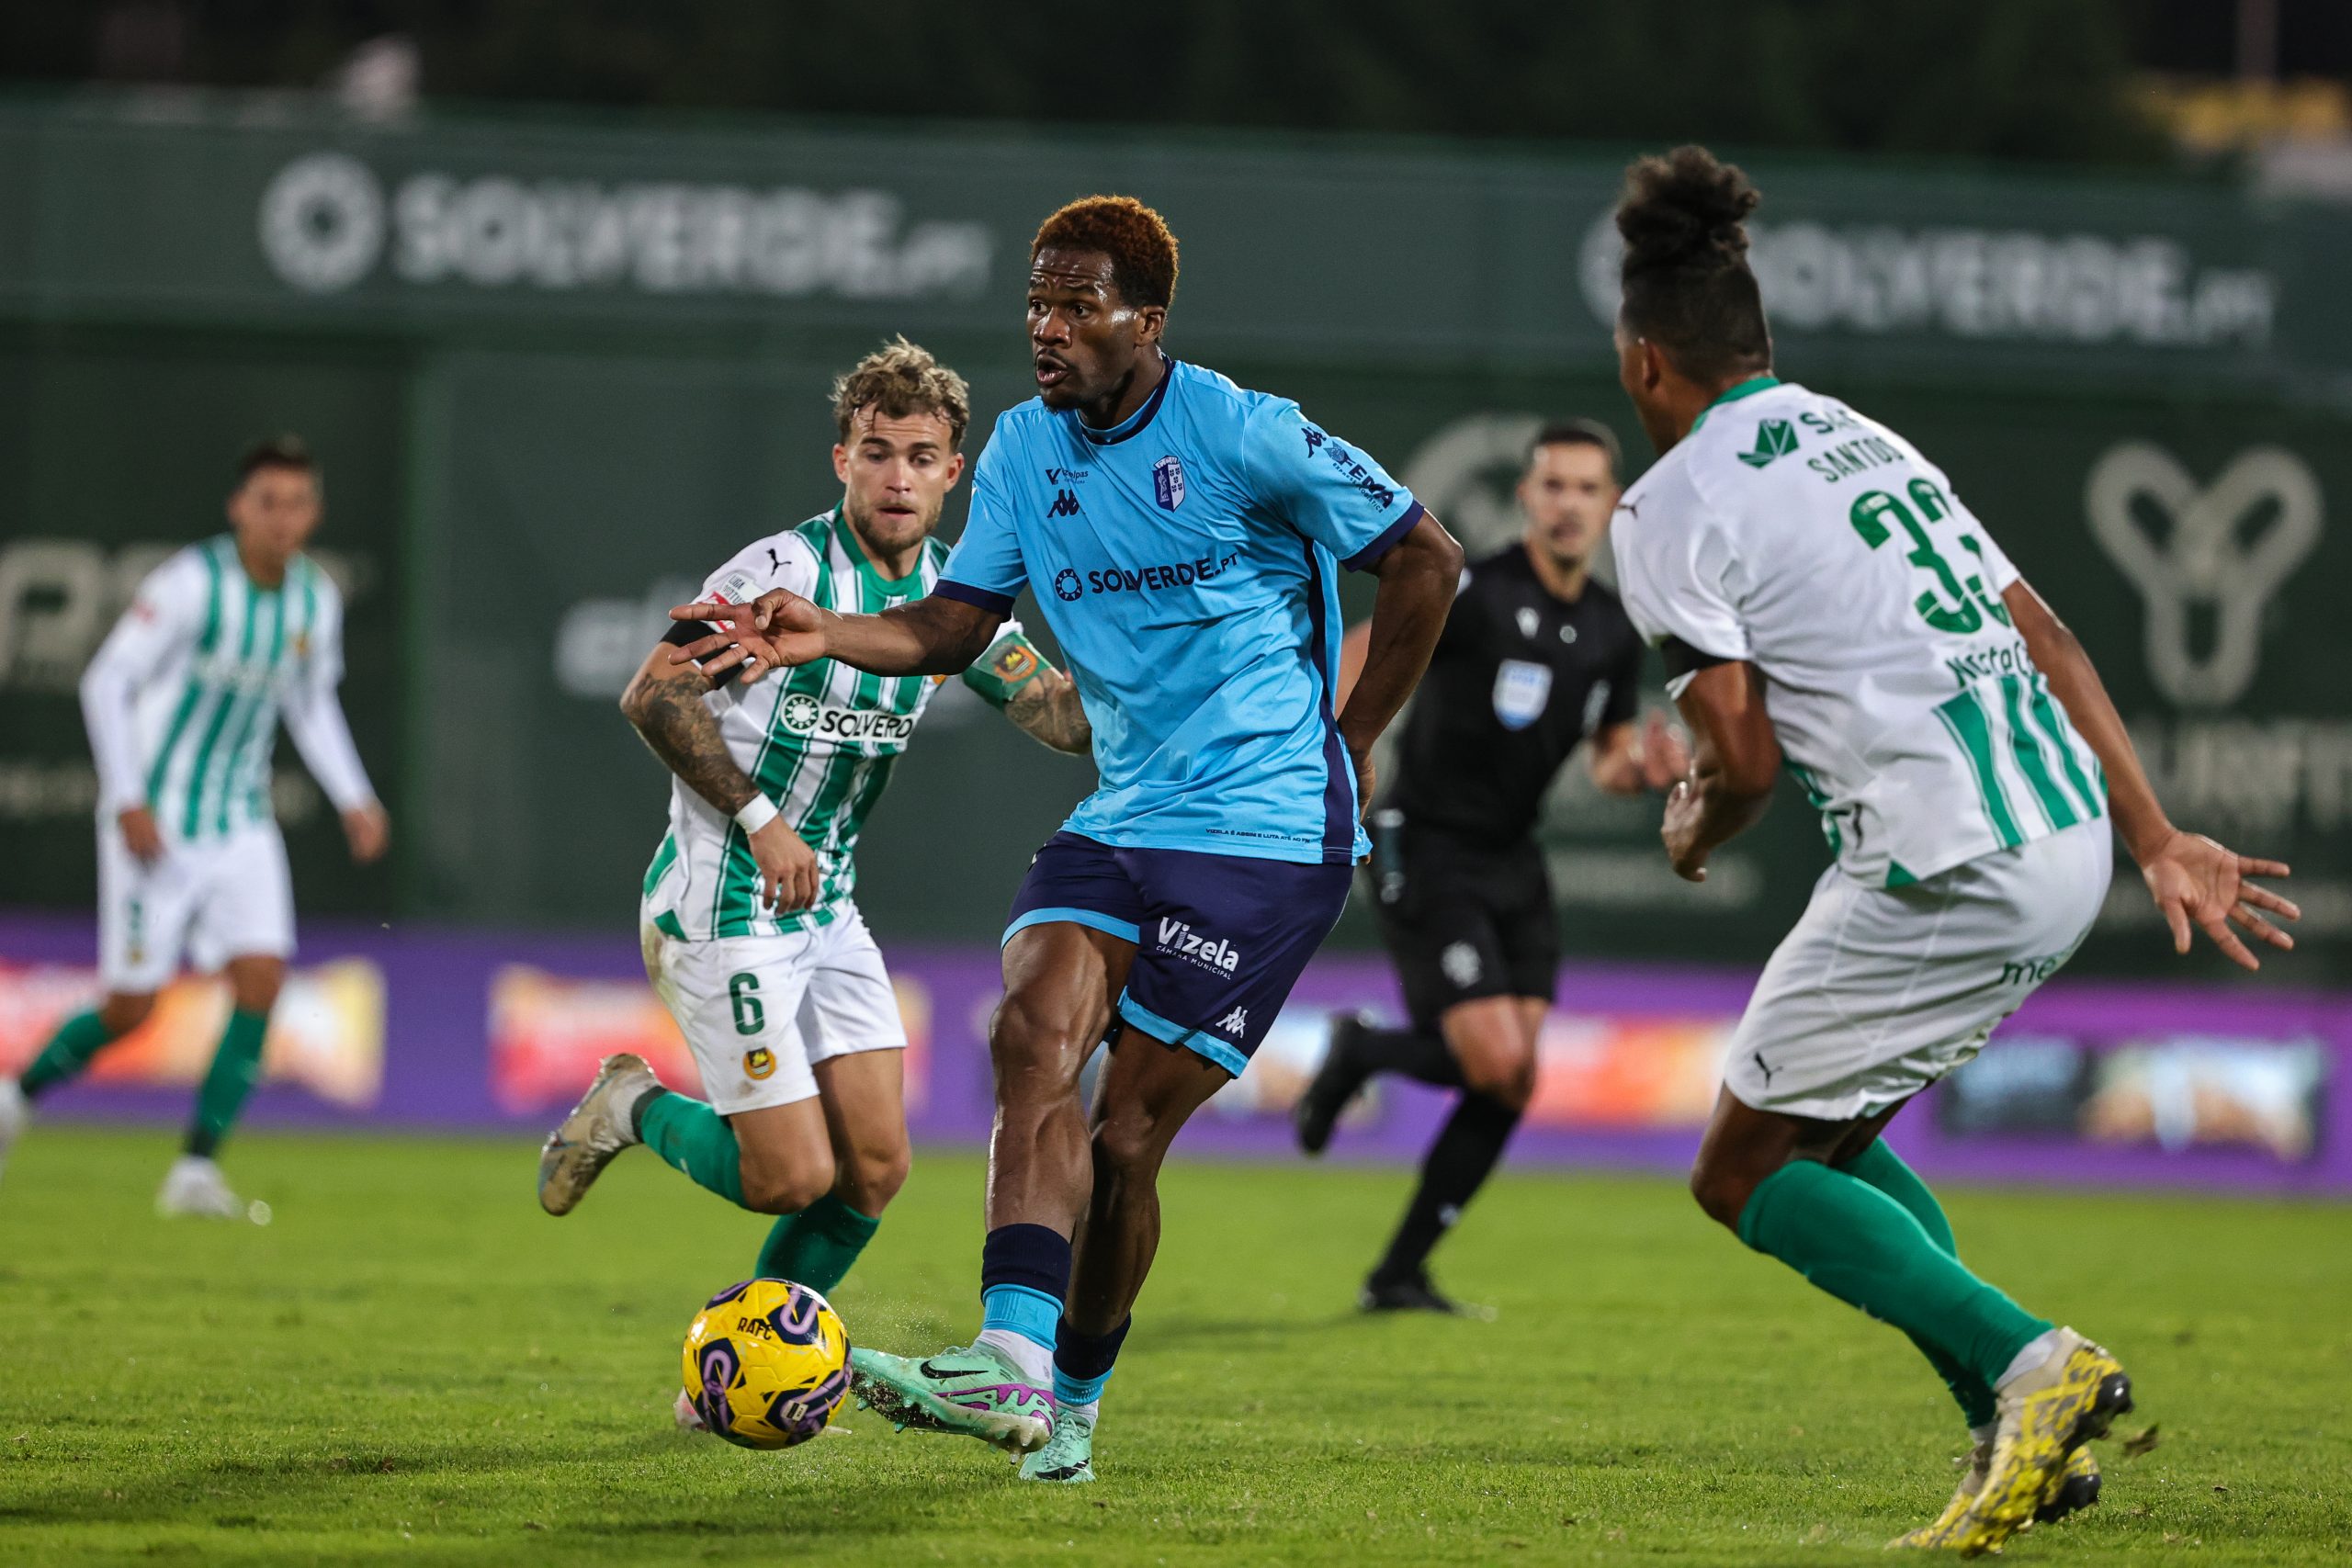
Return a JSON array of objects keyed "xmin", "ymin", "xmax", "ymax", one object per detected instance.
[{"xmin": 958, "ymin": 625, "xmax": 1052, "ymax": 710}]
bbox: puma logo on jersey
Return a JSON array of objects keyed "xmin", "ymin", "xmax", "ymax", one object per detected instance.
[
  {"xmin": 1738, "ymin": 420, "xmax": 1800, "ymax": 468},
  {"xmin": 1157, "ymin": 918, "xmax": 1241, "ymax": 972},
  {"xmin": 1215, "ymin": 1007, "xmax": 1250, "ymax": 1035}
]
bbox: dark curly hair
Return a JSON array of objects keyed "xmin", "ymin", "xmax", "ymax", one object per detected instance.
[
  {"xmin": 1615, "ymin": 145, "xmax": 1771, "ymax": 382},
  {"xmin": 1032, "ymin": 195, "xmax": 1180, "ymax": 310}
]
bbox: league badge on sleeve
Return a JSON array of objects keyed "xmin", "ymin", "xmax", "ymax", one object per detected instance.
[
  {"xmin": 1152, "ymin": 455, "xmax": 1186, "ymax": 510},
  {"xmin": 1493, "ymin": 659, "xmax": 1553, "ymax": 730}
]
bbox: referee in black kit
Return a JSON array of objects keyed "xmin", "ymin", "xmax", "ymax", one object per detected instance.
[{"xmin": 1297, "ymin": 418, "xmax": 1686, "ymax": 1314}]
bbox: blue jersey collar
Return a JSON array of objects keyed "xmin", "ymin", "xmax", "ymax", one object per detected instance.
[{"xmin": 1073, "ymin": 353, "xmax": 1176, "ymax": 446}]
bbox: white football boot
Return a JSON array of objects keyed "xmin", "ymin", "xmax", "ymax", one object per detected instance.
[
  {"xmin": 537, "ymin": 1053, "xmax": 660, "ymax": 1215},
  {"xmin": 156, "ymin": 1155, "xmax": 247, "ymax": 1219}
]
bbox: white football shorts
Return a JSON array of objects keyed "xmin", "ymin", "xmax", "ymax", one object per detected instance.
[
  {"xmin": 1724, "ymin": 821, "xmax": 2112, "ymax": 1122},
  {"xmin": 97, "ymin": 818, "xmax": 296, "ymax": 992},
  {"xmin": 639, "ymin": 902, "xmax": 907, "ymax": 1115}
]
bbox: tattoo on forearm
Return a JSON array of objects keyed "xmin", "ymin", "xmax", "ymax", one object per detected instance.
[
  {"xmin": 1006, "ymin": 674, "xmax": 1091, "ymax": 755},
  {"xmin": 625, "ymin": 671, "xmax": 757, "ymax": 815}
]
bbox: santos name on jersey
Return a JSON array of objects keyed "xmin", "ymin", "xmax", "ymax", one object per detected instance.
[
  {"xmin": 1611, "ymin": 377, "xmax": 2106, "ymax": 889},
  {"xmin": 83, "ymin": 534, "xmax": 371, "ymax": 840},
  {"xmin": 643, "ymin": 507, "xmax": 994, "ymax": 942}
]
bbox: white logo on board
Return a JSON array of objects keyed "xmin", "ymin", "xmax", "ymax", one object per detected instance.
[
  {"xmin": 1578, "ymin": 213, "xmax": 2275, "ymax": 349},
  {"xmin": 2085, "ymin": 444, "xmax": 2321, "ymax": 708},
  {"xmin": 259, "ymin": 153, "xmax": 388, "ymax": 294},
  {"xmin": 255, "ymin": 152, "xmax": 992, "ymax": 301}
]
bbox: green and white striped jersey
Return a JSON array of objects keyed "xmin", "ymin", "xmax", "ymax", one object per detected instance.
[
  {"xmin": 81, "ymin": 534, "xmax": 372, "ymax": 842},
  {"xmin": 1612, "ymin": 378, "xmax": 2107, "ymax": 889},
  {"xmin": 643, "ymin": 508, "xmax": 968, "ymax": 941}
]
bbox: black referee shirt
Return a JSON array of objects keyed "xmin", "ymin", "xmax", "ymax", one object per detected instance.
[{"xmin": 1383, "ymin": 543, "xmax": 1645, "ymax": 848}]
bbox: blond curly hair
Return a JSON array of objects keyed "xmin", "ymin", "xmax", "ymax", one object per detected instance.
[{"xmin": 831, "ymin": 336, "xmax": 971, "ymax": 450}]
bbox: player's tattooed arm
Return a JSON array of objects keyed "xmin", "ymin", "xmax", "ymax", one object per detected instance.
[
  {"xmin": 619, "ymin": 645, "xmax": 754, "ymax": 816},
  {"xmin": 620, "ymin": 642, "xmax": 819, "ymax": 909},
  {"xmin": 1660, "ymin": 660, "xmax": 1779, "ymax": 881},
  {"xmin": 1004, "ymin": 666, "xmax": 1092, "ymax": 755},
  {"xmin": 2005, "ymin": 578, "xmax": 2296, "ymax": 970}
]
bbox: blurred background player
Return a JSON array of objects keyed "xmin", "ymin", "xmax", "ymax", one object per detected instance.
[
  {"xmin": 673, "ymin": 196, "xmax": 1464, "ymax": 1482},
  {"xmin": 534, "ymin": 341, "xmax": 1089, "ymax": 1417},
  {"xmin": 1606, "ymin": 146, "xmax": 2299, "ymax": 1553},
  {"xmin": 1295, "ymin": 418, "xmax": 1686, "ymax": 1313},
  {"xmin": 0, "ymin": 437, "xmax": 389, "ymax": 1214}
]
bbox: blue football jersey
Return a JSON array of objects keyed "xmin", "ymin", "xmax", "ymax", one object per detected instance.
[{"xmin": 936, "ymin": 356, "xmax": 1424, "ymax": 865}]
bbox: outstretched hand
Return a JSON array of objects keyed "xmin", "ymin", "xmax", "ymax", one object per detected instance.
[
  {"xmin": 1636, "ymin": 710, "xmax": 1690, "ymax": 792},
  {"xmin": 2139, "ymin": 829, "xmax": 2297, "ymax": 971},
  {"xmin": 668, "ymin": 590, "xmax": 826, "ymax": 685}
]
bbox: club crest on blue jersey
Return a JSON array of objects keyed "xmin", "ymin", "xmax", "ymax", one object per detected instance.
[
  {"xmin": 1493, "ymin": 660, "xmax": 1553, "ymax": 731},
  {"xmin": 1152, "ymin": 455, "xmax": 1186, "ymax": 510}
]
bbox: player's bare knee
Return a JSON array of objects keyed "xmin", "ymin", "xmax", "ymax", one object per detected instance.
[
  {"xmin": 1089, "ymin": 1111, "xmax": 1165, "ymax": 1186},
  {"xmin": 741, "ymin": 1149, "xmax": 836, "ymax": 1216},
  {"xmin": 225, "ymin": 957, "xmax": 285, "ymax": 1014},
  {"xmin": 1460, "ymin": 1047, "xmax": 1534, "ymax": 1109},
  {"xmin": 841, "ymin": 1138, "xmax": 910, "ymax": 1213},
  {"xmin": 98, "ymin": 991, "xmax": 155, "ymax": 1035},
  {"xmin": 987, "ymin": 998, "xmax": 1090, "ymax": 1103},
  {"xmin": 1688, "ymin": 1159, "xmax": 1752, "ymax": 1232}
]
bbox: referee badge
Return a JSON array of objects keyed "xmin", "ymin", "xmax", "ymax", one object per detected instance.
[{"xmin": 1493, "ymin": 659, "xmax": 1552, "ymax": 730}]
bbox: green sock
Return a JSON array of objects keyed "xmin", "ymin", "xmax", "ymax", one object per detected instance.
[
  {"xmin": 1838, "ymin": 1139, "xmax": 1998, "ymax": 1429},
  {"xmin": 20, "ymin": 1010, "xmax": 116, "ymax": 1098},
  {"xmin": 186, "ymin": 1008, "xmax": 268, "ymax": 1158},
  {"xmin": 637, "ymin": 1089, "xmax": 746, "ymax": 1208},
  {"xmin": 1736, "ymin": 1157, "xmax": 2052, "ymax": 1391},
  {"xmin": 755, "ymin": 1193, "xmax": 880, "ymax": 1295}
]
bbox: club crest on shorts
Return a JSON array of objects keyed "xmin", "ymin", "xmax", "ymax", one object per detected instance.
[
  {"xmin": 1152, "ymin": 455, "xmax": 1186, "ymax": 510},
  {"xmin": 1441, "ymin": 942, "xmax": 1483, "ymax": 987},
  {"xmin": 1492, "ymin": 659, "xmax": 1552, "ymax": 730},
  {"xmin": 742, "ymin": 1046, "xmax": 776, "ymax": 1080}
]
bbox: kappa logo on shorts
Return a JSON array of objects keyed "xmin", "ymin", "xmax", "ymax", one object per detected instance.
[
  {"xmin": 1157, "ymin": 917, "xmax": 1241, "ymax": 973},
  {"xmin": 742, "ymin": 1046, "xmax": 776, "ymax": 1080},
  {"xmin": 1215, "ymin": 1006, "xmax": 1249, "ymax": 1036},
  {"xmin": 1441, "ymin": 941, "xmax": 1483, "ymax": 987}
]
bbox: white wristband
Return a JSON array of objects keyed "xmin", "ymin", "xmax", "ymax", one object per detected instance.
[{"xmin": 733, "ymin": 794, "xmax": 780, "ymax": 835}]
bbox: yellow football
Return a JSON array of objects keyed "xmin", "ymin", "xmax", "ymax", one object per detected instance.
[{"xmin": 680, "ymin": 1279, "xmax": 851, "ymax": 1450}]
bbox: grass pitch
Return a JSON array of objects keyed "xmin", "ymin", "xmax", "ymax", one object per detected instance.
[{"xmin": 0, "ymin": 1128, "xmax": 2346, "ymax": 1566}]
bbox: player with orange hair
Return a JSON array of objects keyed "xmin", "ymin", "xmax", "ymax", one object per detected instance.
[{"xmin": 673, "ymin": 194, "xmax": 1464, "ymax": 1481}]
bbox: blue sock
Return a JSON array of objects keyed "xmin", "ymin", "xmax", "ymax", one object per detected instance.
[
  {"xmin": 1053, "ymin": 1314, "xmax": 1129, "ymax": 1419},
  {"xmin": 974, "ymin": 1223, "xmax": 1069, "ymax": 1385}
]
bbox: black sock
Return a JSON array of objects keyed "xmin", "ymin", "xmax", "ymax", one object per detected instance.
[
  {"xmin": 1371, "ymin": 1091, "xmax": 1521, "ymax": 1284},
  {"xmin": 1351, "ymin": 1025, "xmax": 1463, "ymax": 1089}
]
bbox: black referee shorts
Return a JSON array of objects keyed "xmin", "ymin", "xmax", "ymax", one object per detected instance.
[{"xmin": 1365, "ymin": 813, "xmax": 1557, "ymax": 1033}]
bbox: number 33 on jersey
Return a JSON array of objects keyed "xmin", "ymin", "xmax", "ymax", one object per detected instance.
[{"xmin": 1611, "ymin": 378, "xmax": 2106, "ymax": 890}]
